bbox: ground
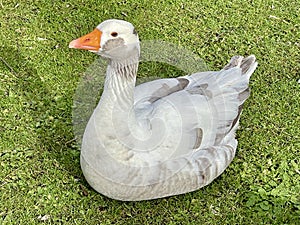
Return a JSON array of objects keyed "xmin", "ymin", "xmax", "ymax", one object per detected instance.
[{"xmin": 0, "ymin": 0, "xmax": 299, "ymax": 224}]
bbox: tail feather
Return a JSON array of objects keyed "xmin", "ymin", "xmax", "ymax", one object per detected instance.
[
  {"xmin": 187, "ymin": 55, "xmax": 257, "ymax": 145},
  {"xmin": 223, "ymin": 55, "xmax": 257, "ymax": 79},
  {"xmin": 242, "ymin": 55, "xmax": 258, "ymax": 80},
  {"xmin": 215, "ymin": 55, "xmax": 257, "ymax": 144}
]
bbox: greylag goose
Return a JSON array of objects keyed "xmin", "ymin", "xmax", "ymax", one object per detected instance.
[{"xmin": 69, "ymin": 19, "xmax": 257, "ymax": 201}]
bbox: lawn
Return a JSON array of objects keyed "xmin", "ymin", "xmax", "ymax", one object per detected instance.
[{"xmin": 0, "ymin": 0, "xmax": 299, "ymax": 224}]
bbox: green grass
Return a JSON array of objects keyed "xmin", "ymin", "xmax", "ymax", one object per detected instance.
[{"xmin": 1, "ymin": 0, "xmax": 299, "ymax": 224}]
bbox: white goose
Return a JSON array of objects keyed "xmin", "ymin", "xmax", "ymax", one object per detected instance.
[{"xmin": 69, "ymin": 19, "xmax": 257, "ymax": 201}]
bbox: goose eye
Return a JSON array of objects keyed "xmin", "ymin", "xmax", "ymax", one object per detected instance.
[{"xmin": 111, "ymin": 32, "xmax": 118, "ymax": 37}]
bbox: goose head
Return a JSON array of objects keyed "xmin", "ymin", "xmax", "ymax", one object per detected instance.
[{"xmin": 69, "ymin": 19, "xmax": 140, "ymax": 60}]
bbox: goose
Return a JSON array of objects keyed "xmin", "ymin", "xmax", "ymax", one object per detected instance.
[{"xmin": 69, "ymin": 19, "xmax": 257, "ymax": 201}]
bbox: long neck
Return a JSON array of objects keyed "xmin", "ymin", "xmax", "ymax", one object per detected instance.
[
  {"xmin": 95, "ymin": 55, "xmax": 139, "ymax": 131},
  {"xmin": 93, "ymin": 54, "xmax": 157, "ymax": 153},
  {"xmin": 101, "ymin": 56, "xmax": 138, "ymax": 108}
]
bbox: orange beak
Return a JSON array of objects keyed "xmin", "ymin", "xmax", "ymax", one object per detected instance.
[{"xmin": 69, "ymin": 29, "xmax": 102, "ymax": 51}]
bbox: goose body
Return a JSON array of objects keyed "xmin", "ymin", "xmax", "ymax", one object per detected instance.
[{"xmin": 69, "ymin": 19, "xmax": 257, "ymax": 201}]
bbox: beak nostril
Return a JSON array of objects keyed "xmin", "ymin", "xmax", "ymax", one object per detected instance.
[{"xmin": 69, "ymin": 29, "xmax": 101, "ymax": 50}]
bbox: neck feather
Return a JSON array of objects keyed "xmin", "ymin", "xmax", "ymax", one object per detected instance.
[
  {"xmin": 98, "ymin": 55, "xmax": 139, "ymax": 113},
  {"xmin": 109, "ymin": 56, "xmax": 139, "ymax": 80}
]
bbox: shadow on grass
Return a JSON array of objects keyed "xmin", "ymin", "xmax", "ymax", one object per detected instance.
[{"xmin": 0, "ymin": 46, "xmax": 82, "ymax": 179}]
